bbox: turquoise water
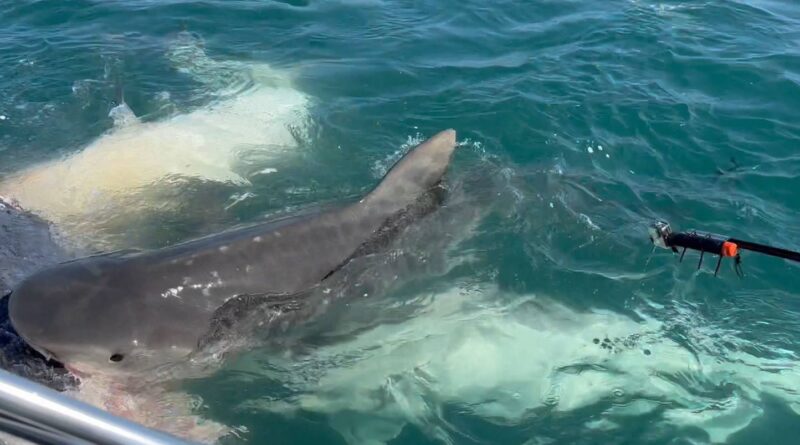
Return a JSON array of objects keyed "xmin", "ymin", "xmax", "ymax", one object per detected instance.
[{"xmin": 2, "ymin": 0, "xmax": 800, "ymax": 444}]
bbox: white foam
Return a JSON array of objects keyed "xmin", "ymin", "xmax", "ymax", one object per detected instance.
[
  {"xmin": 108, "ymin": 102, "xmax": 139, "ymax": 128},
  {"xmin": 578, "ymin": 213, "xmax": 600, "ymax": 230},
  {"xmin": 254, "ymin": 167, "xmax": 278, "ymax": 176},
  {"xmin": 225, "ymin": 191, "xmax": 257, "ymax": 210},
  {"xmin": 371, "ymin": 133, "xmax": 424, "ymax": 178}
]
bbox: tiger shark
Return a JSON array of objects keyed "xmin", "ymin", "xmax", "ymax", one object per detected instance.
[{"xmin": 8, "ymin": 129, "xmax": 457, "ymax": 376}]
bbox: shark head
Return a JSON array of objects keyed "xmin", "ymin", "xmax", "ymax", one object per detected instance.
[{"xmin": 9, "ymin": 254, "xmax": 198, "ymax": 376}]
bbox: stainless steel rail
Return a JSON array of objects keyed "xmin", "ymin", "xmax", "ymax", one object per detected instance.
[{"xmin": 0, "ymin": 369, "xmax": 199, "ymax": 445}]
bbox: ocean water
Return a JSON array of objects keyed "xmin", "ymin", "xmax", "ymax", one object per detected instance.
[{"xmin": 2, "ymin": 1, "xmax": 800, "ymax": 444}]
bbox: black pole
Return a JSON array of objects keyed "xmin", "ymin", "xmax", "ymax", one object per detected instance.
[{"xmin": 729, "ymin": 238, "xmax": 800, "ymax": 263}]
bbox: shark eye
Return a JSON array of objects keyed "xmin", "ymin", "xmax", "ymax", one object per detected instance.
[{"xmin": 109, "ymin": 353, "xmax": 124, "ymax": 363}]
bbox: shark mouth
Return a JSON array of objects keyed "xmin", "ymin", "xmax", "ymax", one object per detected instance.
[{"xmin": 0, "ymin": 300, "xmax": 78, "ymax": 392}]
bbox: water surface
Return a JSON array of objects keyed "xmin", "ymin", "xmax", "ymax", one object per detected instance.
[{"xmin": 2, "ymin": 1, "xmax": 800, "ymax": 444}]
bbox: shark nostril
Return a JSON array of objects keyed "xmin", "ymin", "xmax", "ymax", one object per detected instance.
[{"xmin": 109, "ymin": 353, "xmax": 124, "ymax": 363}]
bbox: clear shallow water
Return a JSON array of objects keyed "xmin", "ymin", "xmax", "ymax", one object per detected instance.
[{"xmin": 2, "ymin": 1, "xmax": 800, "ymax": 444}]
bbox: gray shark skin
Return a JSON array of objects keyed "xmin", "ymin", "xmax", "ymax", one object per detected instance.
[
  {"xmin": 0, "ymin": 198, "xmax": 77, "ymax": 390},
  {"xmin": 8, "ymin": 130, "xmax": 457, "ymax": 375},
  {"xmin": 0, "ymin": 197, "xmax": 66, "ymax": 296}
]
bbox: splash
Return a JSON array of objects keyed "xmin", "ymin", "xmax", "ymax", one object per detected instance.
[
  {"xmin": 108, "ymin": 102, "xmax": 139, "ymax": 128},
  {"xmin": 371, "ymin": 133, "xmax": 425, "ymax": 178}
]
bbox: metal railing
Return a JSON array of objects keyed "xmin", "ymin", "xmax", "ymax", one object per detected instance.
[{"xmin": 0, "ymin": 369, "xmax": 199, "ymax": 445}]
